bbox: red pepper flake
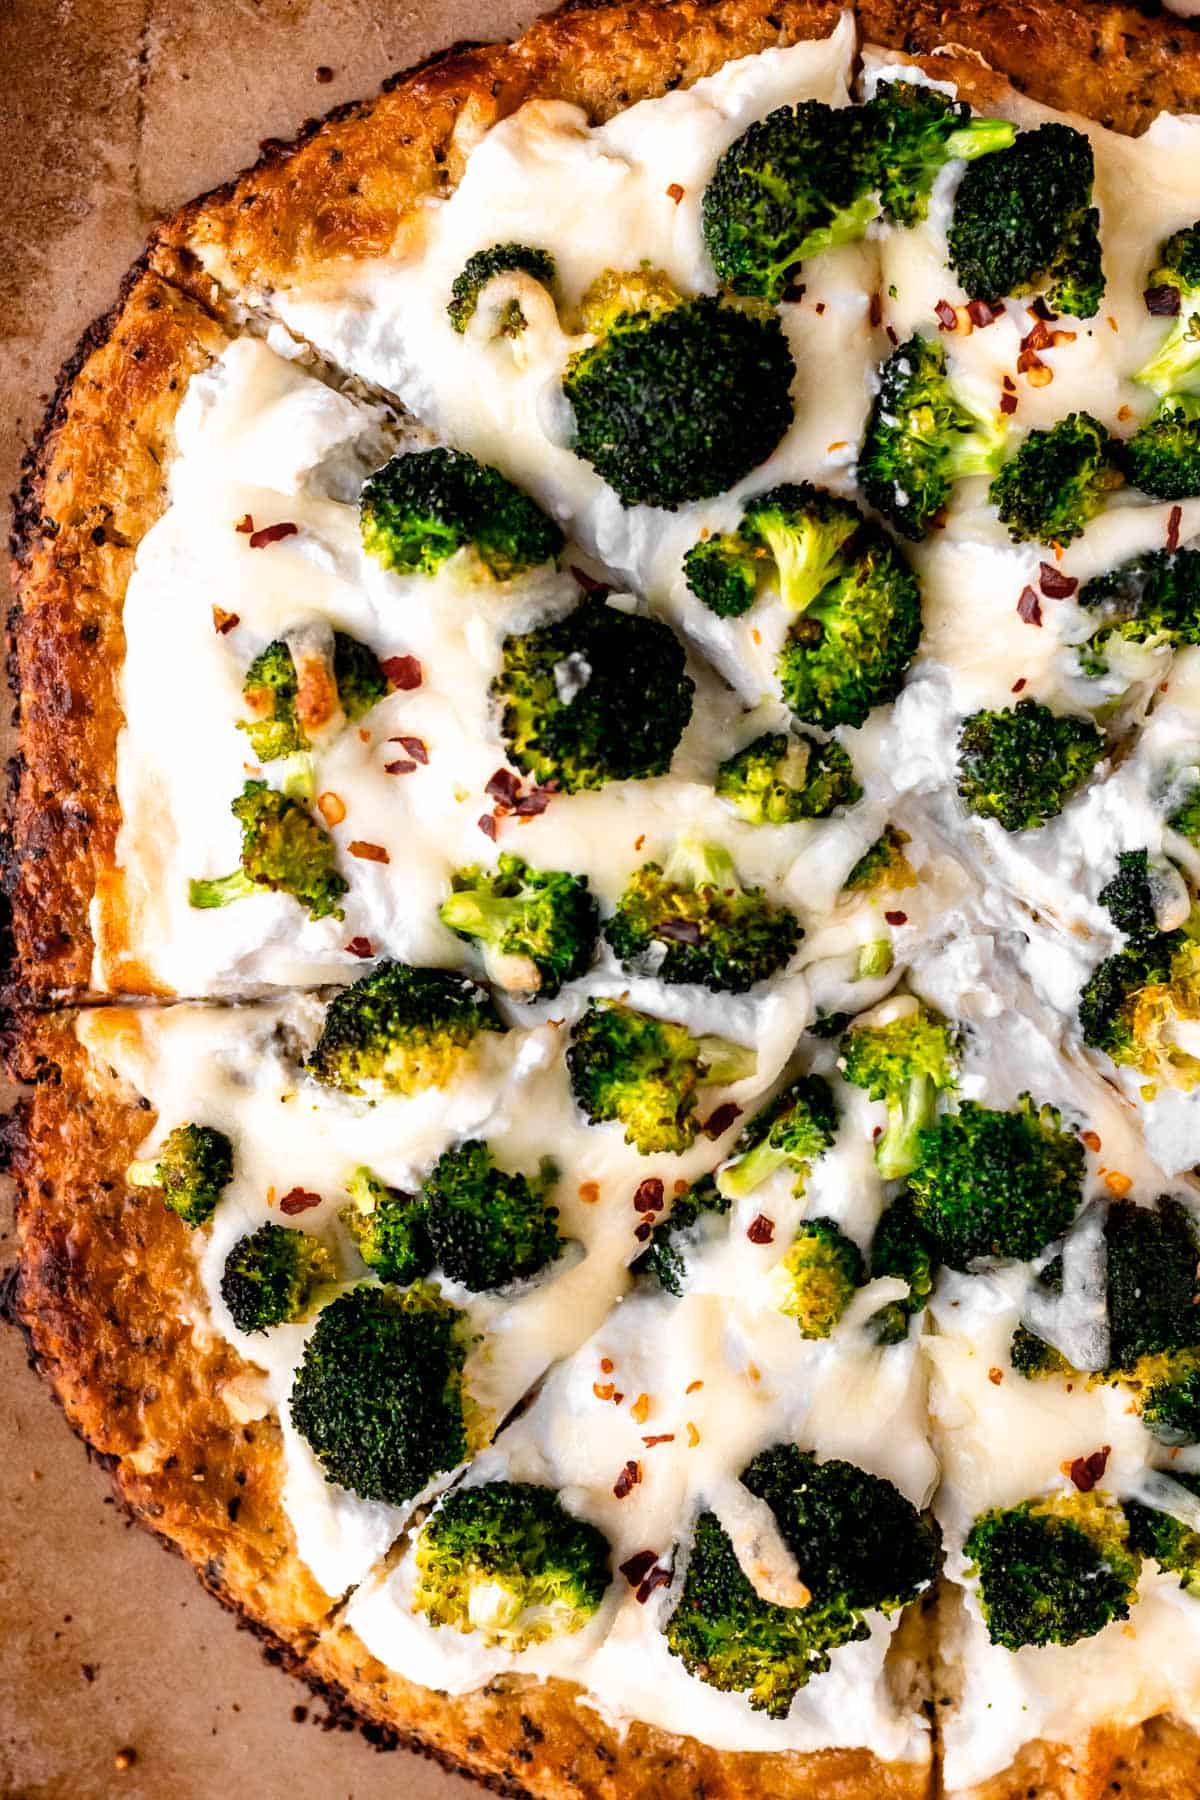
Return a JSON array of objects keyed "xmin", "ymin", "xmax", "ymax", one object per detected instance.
[
  {"xmin": 1067, "ymin": 1446, "xmax": 1111, "ymax": 1493},
  {"xmin": 782, "ymin": 277, "xmax": 806, "ymax": 303},
  {"xmin": 934, "ymin": 299, "xmax": 958, "ymax": 331},
  {"xmin": 485, "ymin": 767, "xmax": 522, "ymax": 808},
  {"xmin": 1167, "ymin": 504, "xmax": 1183, "ymax": 553},
  {"xmin": 747, "ymin": 1214, "xmax": 775, "ymax": 1245},
  {"xmin": 1038, "ymin": 561, "xmax": 1078, "ymax": 599},
  {"xmin": 1029, "ymin": 296, "xmax": 1059, "ymax": 323},
  {"xmin": 613, "ymin": 1459, "xmax": 642, "ymax": 1499},
  {"xmin": 885, "ymin": 324, "xmax": 899, "ymax": 346},
  {"xmin": 513, "ymin": 789, "xmax": 553, "ymax": 817},
  {"xmin": 279, "ymin": 1187, "xmax": 322, "ymax": 1215},
  {"xmin": 620, "ymin": 1550, "xmax": 659, "ymax": 1589},
  {"xmin": 1011, "ymin": 677, "xmax": 1027, "ymax": 694},
  {"xmin": 658, "ymin": 918, "xmax": 702, "ymax": 944},
  {"xmin": 315, "ymin": 63, "xmax": 334, "ymax": 83},
  {"xmin": 666, "ymin": 182, "xmax": 684, "ymax": 204},
  {"xmin": 600, "ymin": 1357, "xmax": 614, "ymax": 1373},
  {"xmin": 884, "ymin": 909, "xmax": 908, "ymax": 926},
  {"xmin": 988, "ymin": 1367, "xmax": 1004, "ymax": 1386},
  {"xmin": 382, "ymin": 654, "xmax": 423, "ymax": 690},
  {"xmin": 212, "ymin": 606, "xmax": 240, "ymax": 635},
  {"xmin": 1081, "ymin": 1129, "xmax": 1102, "ymax": 1152},
  {"xmin": 235, "ymin": 514, "xmax": 255, "ymax": 534},
  {"xmin": 345, "ymin": 936, "xmax": 374, "ymax": 959},
  {"xmin": 633, "ymin": 1221, "xmax": 654, "ymax": 1243},
  {"xmin": 642, "ymin": 1433, "xmax": 675, "ymax": 1448},
  {"xmin": 570, "ymin": 564, "xmax": 610, "ymax": 597},
  {"xmin": 1146, "ymin": 283, "xmax": 1182, "ymax": 317},
  {"xmin": 636, "ymin": 1563, "xmax": 672, "ymax": 1604},
  {"xmin": 703, "ymin": 1101, "xmax": 741, "ymax": 1140},
  {"xmin": 348, "ymin": 840, "xmax": 390, "ymax": 864},
  {"xmin": 967, "ymin": 298, "xmax": 1001, "ymax": 328},
  {"xmin": 1017, "ymin": 586, "xmax": 1043, "ymax": 626},
  {"xmin": 384, "ymin": 760, "xmax": 418, "ymax": 776},
  {"xmin": 999, "ymin": 391, "xmax": 1018, "ymax": 416},
  {"xmin": 390, "ymin": 735, "xmax": 428, "ymax": 764},
  {"xmin": 1003, "ymin": 374, "xmax": 1017, "ymax": 391},
  {"xmin": 477, "ymin": 813, "xmax": 498, "ymax": 840},
  {"xmin": 633, "ymin": 1178, "xmax": 666, "ymax": 1214},
  {"xmin": 813, "ymin": 299, "xmax": 826, "ymax": 315},
  {"xmin": 248, "ymin": 520, "xmax": 299, "ymax": 550},
  {"xmin": 869, "ymin": 292, "xmax": 883, "ymax": 328}
]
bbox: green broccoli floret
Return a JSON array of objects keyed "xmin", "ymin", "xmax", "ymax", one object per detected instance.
[
  {"xmin": 126, "ymin": 1122, "xmax": 234, "ymax": 1228},
  {"xmin": 440, "ymin": 853, "xmax": 598, "ymax": 999},
  {"xmin": 844, "ymin": 825, "xmax": 917, "ymax": 895},
  {"xmin": 1143, "ymin": 1366, "xmax": 1200, "ymax": 1444},
  {"xmin": 630, "ymin": 1175, "xmax": 731, "ymax": 1295},
  {"xmin": 1119, "ymin": 396, "xmax": 1200, "ymax": 501},
  {"xmin": 308, "ymin": 959, "xmax": 504, "ymax": 1096},
  {"xmin": 907, "ymin": 1094, "xmax": 1084, "ymax": 1269},
  {"xmin": 187, "ymin": 780, "xmax": 348, "ymax": 920},
  {"xmin": 220, "ymin": 1221, "xmax": 335, "ymax": 1335},
  {"xmin": 947, "ymin": 123, "xmax": 1104, "ymax": 317},
  {"xmin": 772, "ymin": 1218, "xmax": 864, "ymax": 1338},
  {"xmin": 956, "ymin": 701, "xmax": 1105, "ymax": 831},
  {"xmin": 1078, "ymin": 926, "xmax": 1200, "ymax": 1092},
  {"xmin": 494, "ymin": 592, "xmax": 694, "ymax": 793},
  {"xmin": 360, "ymin": 446, "xmax": 564, "ymax": 579},
  {"xmin": 839, "ymin": 1004, "xmax": 958, "ymax": 1181},
  {"xmin": 859, "ymin": 335, "xmax": 1008, "ymax": 541},
  {"xmin": 561, "ymin": 274, "xmax": 795, "ymax": 508},
  {"xmin": 869, "ymin": 1194, "xmax": 937, "ymax": 1344},
  {"xmin": 1106, "ymin": 1195, "xmax": 1200, "ymax": 1370},
  {"xmin": 1132, "ymin": 223, "xmax": 1200, "ymax": 399},
  {"xmin": 604, "ymin": 837, "xmax": 800, "ymax": 994},
  {"xmin": 988, "ymin": 413, "xmax": 1119, "ymax": 545},
  {"xmin": 339, "ymin": 1166, "xmax": 433, "ymax": 1286},
  {"xmin": 289, "ymin": 1283, "xmax": 479, "ymax": 1505},
  {"xmin": 419, "ymin": 1140, "xmax": 564, "ymax": 1292},
  {"xmin": 1125, "ymin": 1471, "xmax": 1200, "ymax": 1593},
  {"xmin": 664, "ymin": 1444, "xmax": 939, "ymax": 1715},
  {"xmin": 715, "ymin": 731, "xmax": 862, "ymax": 825},
  {"xmin": 446, "ymin": 243, "xmax": 557, "ymax": 336},
  {"xmin": 239, "ymin": 631, "xmax": 388, "ymax": 765},
  {"xmin": 701, "ymin": 101, "xmax": 880, "ymax": 302},
  {"xmin": 1010, "ymin": 1255, "xmax": 1074, "ymax": 1379},
  {"xmin": 567, "ymin": 998, "xmax": 756, "ymax": 1156},
  {"xmin": 1080, "ymin": 545, "xmax": 1200, "ymax": 671},
  {"xmin": 1097, "ymin": 850, "xmax": 1158, "ymax": 943},
  {"xmin": 865, "ymin": 81, "xmax": 1015, "ymax": 228},
  {"xmin": 718, "ymin": 1075, "xmax": 838, "ymax": 1199},
  {"xmin": 683, "ymin": 483, "xmax": 863, "ymax": 619},
  {"xmin": 964, "ymin": 1492, "xmax": 1140, "ymax": 1650},
  {"xmin": 412, "ymin": 1480, "xmax": 610, "ymax": 1647}
]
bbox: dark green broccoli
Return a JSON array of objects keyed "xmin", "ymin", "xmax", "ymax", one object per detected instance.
[
  {"xmin": 839, "ymin": 1003, "xmax": 958, "ymax": 1181},
  {"xmin": 187, "ymin": 780, "xmax": 348, "ymax": 920},
  {"xmin": 419, "ymin": 1140, "xmax": 564, "ymax": 1292},
  {"xmin": 956, "ymin": 701, "xmax": 1105, "ymax": 831},
  {"xmin": 604, "ymin": 838, "xmax": 800, "ymax": 994},
  {"xmin": 494, "ymin": 593, "xmax": 694, "ymax": 793},
  {"xmin": 126, "ymin": 1122, "xmax": 234, "ymax": 1228},
  {"xmin": 664, "ymin": 1444, "xmax": 939, "ymax": 1715},
  {"xmin": 1080, "ymin": 546, "xmax": 1200, "ymax": 671},
  {"xmin": 1125, "ymin": 1471, "xmax": 1200, "ymax": 1593},
  {"xmin": 440, "ymin": 853, "xmax": 598, "ymax": 998},
  {"xmin": 1143, "ymin": 1364, "xmax": 1200, "ymax": 1444},
  {"xmin": 859, "ymin": 335, "xmax": 1008, "ymax": 541},
  {"xmin": 1106, "ymin": 1195, "xmax": 1200, "ymax": 1371},
  {"xmin": 773, "ymin": 1218, "xmax": 864, "ymax": 1338},
  {"xmin": 1010, "ymin": 1256, "xmax": 1074, "ymax": 1379},
  {"xmin": 869, "ymin": 1194, "xmax": 937, "ymax": 1344},
  {"xmin": 1118, "ymin": 396, "xmax": 1200, "ymax": 501},
  {"xmin": 947, "ymin": 123, "xmax": 1104, "ymax": 317},
  {"xmin": 289, "ymin": 1283, "xmax": 478, "ymax": 1505},
  {"xmin": 964, "ymin": 1493, "xmax": 1140, "ymax": 1650},
  {"xmin": 308, "ymin": 959, "xmax": 504, "ymax": 1096},
  {"xmin": 906, "ymin": 1094, "xmax": 1084, "ymax": 1269},
  {"xmin": 682, "ymin": 483, "xmax": 863, "ymax": 620},
  {"xmin": 220, "ymin": 1221, "xmax": 335, "ymax": 1334},
  {"xmin": 865, "ymin": 81, "xmax": 1015, "ymax": 228},
  {"xmin": 561, "ymin": 274, "xmax": 795, "ymax": 508},
  {"xmin": 360, "ymin": 446, "xmax": 564, "ymax": 579},
  {"xmin": 844, "ymin": 825, "xmax": 916, "ymax": 895},
  {"xmin": 1171, "ymin": 786, "xmax": 1200, "ymax": 845},
  {"xmin": 239, "ymin": 631, "xmax": 389, "ymax": 765},
  {"xmin": 715, "ymin": 731, "xmax": 862, "ymax": 825},
  {"xmin": 630, "ymin": 1175, "xmax": 731, "ymax": 1295},
  {"xmin": 567, "ymin": 998, "xmax": 756, "ymax": 1155},
  {"xmin": 339, "ymin": 1166, "xmax": 433, "ymax": 1286},
  {"xmin": 701, "ymin": 101, "xmax": 880, "ymax": 302},
  {"xmin": 446, "ymin": 243, "xmax": 557, "ymax": 336},
  {"xmin": 1078, "ymin": 926, "xmax": 1200, "ymax": 1091},
  {"xmin": 988, "ymin": 413, "xmax": 1120, "ymax": 545},
  {"xmin": 1097, "ymin": 850, "xmax": 1159, "ymax": 943},
  {"xmin": 412, "ymin": 1480, "xmax": 610, "ymax": 1647},
  {"xmin": 1133, "ymin": 223, "xmax": 1200, "ymax": 399},
  {"xmin": 718, "ymin": 1075, "xmax": 838, "ymax": 1199}
]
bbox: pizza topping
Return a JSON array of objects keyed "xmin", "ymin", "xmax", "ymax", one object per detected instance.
[
  {"xmin": 381, "ymin": 654, "xmax": 423, "ymax": 690},
  {"xmin": 934, "ymin": 299, "xmax": 958, "ymax": 331},
  {"xmin": 1146, "ymin": 283, "xmax": 1183, "ymax": 316},
  {"xmin": 1038, "ymin": 561, "xmax": 1077, "ymax": 598},
  {"xmin": 279, "ymin": 1187, "xmax": 323, "ymax": 1215},
  {"xmin": 248, "ymin": 521, "xmax": 299, "ymax": 549},
  {"xmin": 1066, "ymin": 1446, "xmax": 1111, "ymax": 1492},
  {"xmin": 212, "ymin": 607, "xmax": 240, "ymax": 634},
  {"xmin": 633, "ymin": 1178, "xmax": 665, "ymax": 1213},
  {"xmin": 747, "ymin": 1214, "xmax": 775, "ymax": 1244},
  {"xmin": 702, "ymin": 1101, "xmax": 741, "ymax": 1139},
  {"xmin": 613, "ymin": 1460, "xmax": 642, "ymax": 1498},
  {"xmin": 345, "ymin": 936, "xmax": 374, "ymax": 958},
  {"xmin": 1168, "ymin": 504, "xmax": 1184, "ymax": 552},
  {"xmin": 1017, "ymin": 587, "xmax": 1043, "ymax": 626},
  {"xmin": 619, "ymin": 1550, "xmax": 659, "ymax": 1589}
]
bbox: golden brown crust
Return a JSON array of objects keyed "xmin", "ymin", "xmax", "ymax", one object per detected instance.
[{"xmin": 952, "ymin": 1714, "xmax": 1200, "ymax": 1800}]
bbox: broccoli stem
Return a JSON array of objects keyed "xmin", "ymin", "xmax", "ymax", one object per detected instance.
[
  {"xmin": 188, "ymin": 870, "xmax": 259, "ymax": 909},
  {"xmin": 438, "ymin": 889, "xmax": 526, "ymax": 946},
  {"xmin": 754, "ymin": 515, "xmax": 844, "ymax": 616},
  {"xmin": 662, "ymin": 837, "xmax": 736, "ymax": 892},
  {"xmin": 719, "ymin": 1138, "xmax": 788, "ymax": 1198},
  {"xmin": 279, "ymin": 752, "xmax": 316, "ymax": 803},
  {"xmin": 697, "ymin": 1037, "xmax": 758, "ymax": 1085},
  {"xmin": 943, "ymin": 119, "xmax": 1020, "ymax": 167},
  {"xmin": 856, "ymin": 940, "xmax": 894, "ymax": 980},
  {"xmin": 1136, "ymin": 308, "xmax": 1200, "ymax": 398},
  {"xmin": 876, "ymin": 1071, "xmax": 934, "ymax": 1181}
]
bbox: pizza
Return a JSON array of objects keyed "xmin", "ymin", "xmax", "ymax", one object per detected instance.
[{"xmin": 13, "ymin": 2, "xmax": 1200, "ymax": 1795}]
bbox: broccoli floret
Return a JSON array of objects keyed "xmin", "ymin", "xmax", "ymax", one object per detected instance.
[
  {"xmin": 957, "ymin": 701, "xmax": 1105, "ymax": 831},
  {"xmin": 964, "ymin": 1492, "xmax": 1140, "ymax": 1650},
  {"xmin": 718, "ymin": 1075, "xmax": 838, "ymax": 1199},
  {"xmin": 844, "ymin": 825, "xmax": 917, "ymax": 895},
  {"xmin": 440, "ymin": 853, "xmax": 599, "ymax": 998},
  {"xmin": 1098, "ymin": 850, "xmax": 1159, "ymax": 943},
  {"xmin": 360, "ymin": 447, "xmax": 564, "ymax": 580},
  {"xmin": 339, "ymin": 1166, "xmax": 433, "ymax": 1286},
  {"xmin": 839, "ymin": 1004, "xmax": 958, "ymax": 1181},
  {"xmin": 1080, "ymin": 546, "xmax": 1200, "ymax": 667},
  {"xmin": 1106, "ymin": 1195, "xmax": 1200, "ymax": 1370},
  {"xmin": 187, "ymin": 780, "xmax": 349, "ymax": 920},
  {"xmin": 869, "ymin": 1194, "xmax": 937, "ymax": 1344},
  {"xmin": 630, "ymin": 1175, "xmax": 731, "ymax": 1295},
  {"xmin": 561, "ymin": 278, "xmax": 795, "ymax": 508},
  {"xmin": 412, "ymin": 1480, "xmax": 610, "ymax": 1647},
  {"xmin": 907, "ymin": 1094, "xmax": 1084, "ymax": 1270},
  {"xmin": 1143, "ymin": 1365, "xmax": 1200, "ymax": 1444},
  {"xmin": 988, "ymin": 413, "xmax": 1119, "ymax": 545},
  {"xmin": 1119, "ymin": 396, "xmax": 1200, "ymax": 501},
  {"xmin": 308, "ymin": 959, "xmax": 504, "ymax": 1096},
  {"xmin": 1125, "ymin": 1471, "xmax": 1200, "ymax": 1593},
  {"xmin": 604, "ymin": 837, "xmax": 800, "ymax": 994},
  {"xmin": 419, "ymin": 1140, "xmax": 564, "ymax": 1292},
  {"xmin": 865, "ymin": 82, "xmax": 1015, "ymax": 228},
  {"xmin": 683, "ymin": 483, "xmax": 863, "ymax": 619},
  {"xmin": 859, "ymin": 335, "xmax": 1008, "ymax": 541},
  {"xmin": 773, "ymin": 1218, "xmax": 864, "ymax": 1338},
  {"xmin": 664, "ymin": 1444, "xmax": 939, "ymax": 1715},
  {"xmin": 947, "ymin": 123, "xmax": 1104, "ymax": 317},
  {"xmin": 1079, "ymin": 926, "xmax": 1200, "ymax": 1091},
  {"xmin": 1132, "ymin": 223, "xmax": 1200, "ymax": 399},
  {"xmin": 1009, "ymin": 1255, "xmax": 1075, "ymax": 1379},
  {"xmin": 701, "ymin": 101, "xmax": 880, "ymax": 302},
  {"xmin": 715, "ymin": 732, "xmax": 862, "ymax": 825},
  {"xmin": 289, "ymin": 1283, "xmax": 478, "ymax": 1505},
  {"xmin": 220, "ymin": 1221, "xmax": 335, "ymax": 1334},
  {"xmin": 239, "ymin": 631, "xmax": 388, "ymax": 764},
  {"xmin": 126, "ymin": 1122, "xmax": 234, "ymax": 1228},
  {"xmin": 494, "ymin": 593, "xmax": 694, "ymax": 793},
  {"xmin": 446, "ymin": 243, "xmax": 557, "ymax": 336},
  {"xmin": 567, "ymin": 998, "xmax": 756, "ymax": 1156}
]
